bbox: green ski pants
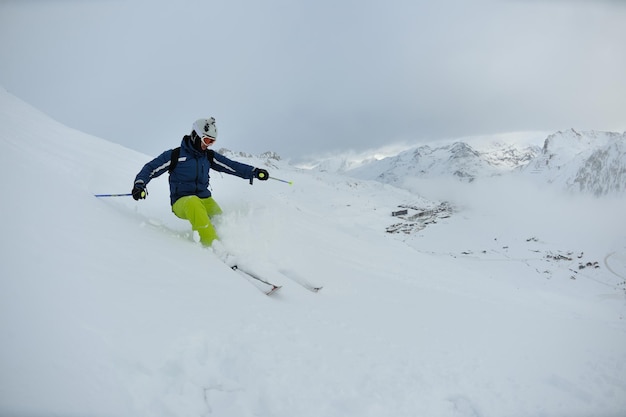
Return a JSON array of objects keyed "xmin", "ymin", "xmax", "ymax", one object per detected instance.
[{"xmin": 172, "ymin": 196, "xmax": 223, "ymax": 246}]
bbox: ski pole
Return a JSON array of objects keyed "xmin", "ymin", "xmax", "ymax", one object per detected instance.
[
  {"xmin": 269, "ymin": 176, "xmax": 293, "ymax": 185},
  {"xmin": 94, "ymin": 193, "xmax": 133, "ymax": 198}
]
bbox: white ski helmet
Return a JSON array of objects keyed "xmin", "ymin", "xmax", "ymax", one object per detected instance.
[{"xmin": 192, "ymin": 117, "xmax": 218, "ymax": 139}]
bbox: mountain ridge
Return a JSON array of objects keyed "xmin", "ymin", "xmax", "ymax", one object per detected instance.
[{"xmin": 307, "ymin": 128, "xmax": 625, "ymax": 196}]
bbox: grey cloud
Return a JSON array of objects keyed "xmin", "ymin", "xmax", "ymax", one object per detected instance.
[{"xmin": 1, "ymin": 0, "xmax": 624, "ymax": 160}]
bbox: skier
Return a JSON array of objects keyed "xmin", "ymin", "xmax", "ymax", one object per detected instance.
[{"xmin": 131, "ymin": 117, "xmax": 269, "ymax": 247}]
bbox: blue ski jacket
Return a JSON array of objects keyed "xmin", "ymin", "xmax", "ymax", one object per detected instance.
[{"xmin": 134, "ymin": 135, "xmax": 256, "ymax": 205}]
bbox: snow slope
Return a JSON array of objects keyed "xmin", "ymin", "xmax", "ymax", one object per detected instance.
[{"xmin": 1, "ymin": 87, "xmax": 625, "ymax": 417}]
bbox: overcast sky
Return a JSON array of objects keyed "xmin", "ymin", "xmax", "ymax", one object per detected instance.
[{"xmin": 1, "ymin": 0, "xmax": 625, "ymax": 161}]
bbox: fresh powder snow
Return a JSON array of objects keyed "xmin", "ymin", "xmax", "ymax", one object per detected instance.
[{"xmin": 1, "ymin": 86, "xmax": 625, "ymax": 417}]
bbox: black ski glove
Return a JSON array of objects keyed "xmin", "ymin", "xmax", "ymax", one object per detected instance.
[
  {"xmin": 132, "ymin": 181, "xmax": 147, "ymax": 200},
  {"xmin": 253, "ymin": 168, "xmax": 269, "ymax": 181}
]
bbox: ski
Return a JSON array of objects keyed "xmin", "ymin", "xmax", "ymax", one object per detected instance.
[
  {"xmin": 212, "ymin": 246, "xmax": 317, "ymax": 295},
  {"xmin": 301, "ymin": 283, "xmax": 323, "ymax": 293},
  {"xmin": 236, "ymin": 265, "xmax": 322, "ymax": 293},
  {"xmin": 279, "ymin": 269, "xmax": 323, "ymax": 293},
  {"xmin": 231, "ymin": 265, "xmax": 282, "ymax": 296}
]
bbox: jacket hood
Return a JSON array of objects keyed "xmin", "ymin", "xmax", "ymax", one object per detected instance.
[{"xmin": 181, "ymin": 135, "xmax": 205, "ymax": 157}]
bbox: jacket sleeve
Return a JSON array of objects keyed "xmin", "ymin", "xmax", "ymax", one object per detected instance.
[
  {"xmin": 134, "ymin": 149, "xmax": 173, "ymax": 186},
  {"xmin": 210, "ymin": 152, "xmax": 255, "ymax": 180}
]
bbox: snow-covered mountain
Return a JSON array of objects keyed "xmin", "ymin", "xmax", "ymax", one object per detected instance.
[
  {"xmin": 1, "ymin": 86, "xmax": 625, "ymax": 417},
  {"xmin": 345, "ymin": 141, "xmax": 540, "ymax": 185},
  {"xmin": 521, "ymin": 129, "xmax": 626, "ymax": 196},
  {"xmin": 312, "ymin": 129, "xmax": 626, "ymax": 196}
]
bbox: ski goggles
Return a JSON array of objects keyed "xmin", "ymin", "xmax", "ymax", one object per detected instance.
[{"xmin": 201, "ymin": 135, "xmax": 216, "ymax": 146}]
